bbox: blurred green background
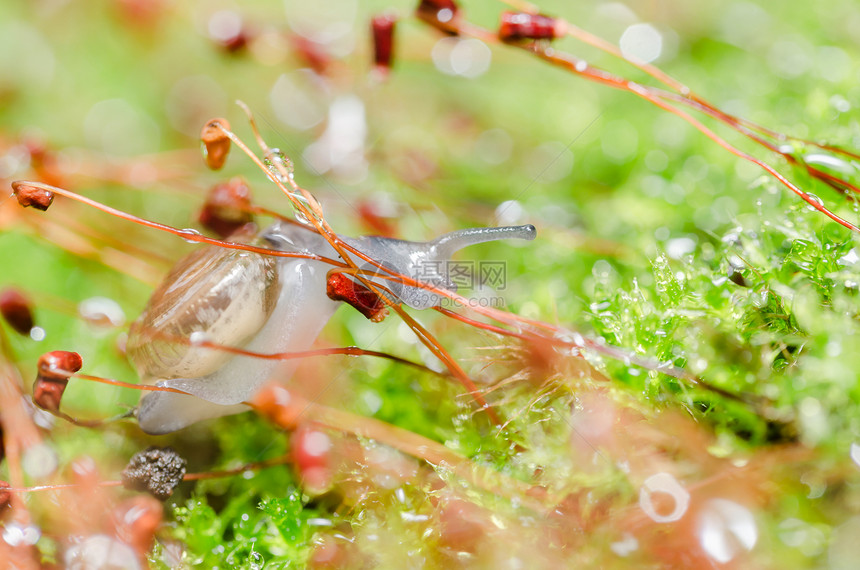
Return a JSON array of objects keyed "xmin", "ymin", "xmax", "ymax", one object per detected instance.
[{"xmin": 3, "ymin": 0, "xmax": 860, "ymax": 567}]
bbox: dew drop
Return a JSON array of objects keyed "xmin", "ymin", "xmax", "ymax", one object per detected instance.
[
  {"xmin": 2, "ymin": 523, "xmax": 41, "ymax": 547},
  {"xmin": 400, "ymin": 511, "xmax": 430, "ymax": 523},
  {"xmin": 838, "ymin": 249, "xmax": 858, "ymax": 266},
  {"xmin": 610, "ymin": 532, "xmax": 639, "ymax": 556},
  {"xmin": 639, "ymin": 472, "xmax": 690, "ymax": 523},
  {"xmin": 431, "ymin": 37, "xmax": 491, "ymax": 78},
  {"xmin": 805, "ymin": 194, "xmax": 824, "ymax": 210},
  {"xmin": 620, "ymin": 23, "xmax": 663, "ymax": 63},
  {"xmin": 264, "ymin": 148, "xmax": 295, "ymax": 185},
  {"xmin": 293, "ymin": 206, "xmax": 314, "ymax": 226},
  {"xmin": 22, "ymin": 443, "xmax": 58, "ymax": 479},
  {"xmin": 804, "ymin": 153, "xmax": 855, "ymax": 176},
  {"xmin": 394, "ymin": 487, "xmax": 407, "ymax": 504},
  {"xmin": 849, "ymin": 442, "xmax": 860, "ymax": 469},
  {"xmin": 249, "ymin": 551, "xmax": 264, "ymax": 570},
  {"xmin": 208, "ymin": 10, "xmax": 242, "ymax": 43},
  {"xmin": 189, "ymin": 331, "xmax": 209, "ymax": 346},
  {"xmin": 697, "ymin": 499, "xmax": 757, "ymax": 563},
  {"xmin": 179, "ymin": 228, "xmax": 202, "ymax": 243},
  {"xmin": 79, "ymin": 296, "xmax": 126, "ymax": 328},
  {"xmin": 64, "ymin": 535, "xmax": 140, "ymax": 569},
  {"xmin": 301, "ymin": 431, "xmax": 333, "ymax": 457}
]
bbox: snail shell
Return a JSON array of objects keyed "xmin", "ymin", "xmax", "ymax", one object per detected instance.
[
  {"xmin": 127, "ymin": 242, "xmax": 279, "ymax": 381},
  {"xmin": 132, "ymin": 222, "xmax": 340, "ymax": 434}
]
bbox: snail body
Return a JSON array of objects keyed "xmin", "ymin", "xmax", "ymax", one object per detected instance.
[{"xmin": 129, "ymin": 221, "xmax": 535, "ymax": 434}]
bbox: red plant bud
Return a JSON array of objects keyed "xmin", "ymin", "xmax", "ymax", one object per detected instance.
[
  {"xmin": 116, "ymin": 0, "xmax": 166, "ymax": 27},
  {"xmin": 70, "ymin": 456, "xmax": 103, "ymax": 490},
  {"xmin": 221, "ymin": 32, "xmax": 249, "ymax": 53},
  {"xmin": 198, "ymin": 177, "xmax": 254, "ymax": 238},
  {"xmin": 252, "ymin": 385, "xmax": 305, "ymax": 430},
  {"xmin": 357, "ymin": 201, "xmax": 397, "ymax": 237},
  {"xmin": 498, "ymin": 11, "xmax": 561, "ymax": 42},
  {"xmin": 33, "ymin": 378, "xmax": 68, "ymax": 412},
  {"xmin": 206, "ymin": 10, "xmax": 249, "ymax": 53},
  {"xmin": 0, "ymin": 288, "xmax": 35, "ymax": 335},
  {"xmin": 437, "ymin": 497, "xmax": 494, "ymax": 553},
  {"xmin": 33, "ymin": 351, "xmax": 82, "ymax": 412},
  {"xmin": 326, "ymin": 273, "xmax": 389, "ymax": 322},
  {"xmin": 290, "ymin": 36, "xmax": 332, "ymax": 76},
  {"xmin": 291, "ymin": 425, "xmax": 334, "ymax": 495},
  {"xmin": 38, "ymin": 351, "xmax": 83, "ymax": 379},
  {"xmin": 371, "ymin": 14, "xmax": 397, "ymax": 71},
  {"xmin": 23, "ymin": 138, "xmax": 64, "ymax": 187},
  {"xmin": 416, "ymin": 0, "xmax": 460, "ymax": 35},
  {"xmin": 309, "ymin": 534, "xmax": 351, "ymax": 569},
  {"xmin": 11, "ymin": 181, "xmax": 54, "ymax": 211},
  {"xmin": 111, "ymin": 496, "xmax": 164, "ymax": 557},
  {"xmin": 200, "ymin": 118, "xmax": 231, "ymax": 170}
]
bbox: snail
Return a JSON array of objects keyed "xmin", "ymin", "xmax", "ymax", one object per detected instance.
[{"xmin": 127, "ymin": 220, "xmax": 536, "ymax": 434}]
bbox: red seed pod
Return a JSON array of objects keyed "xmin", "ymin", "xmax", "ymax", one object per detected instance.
[
  {"xmin": 289, "ymin": 36, "xmax": 332, "ymax": 76},
  {"xmin": 437, "ymin": 496, "xmax": 495, "ymax": 553},
  {"xmin": 116, "ymin": 0, "xmax": 166, "ymax": 27},
  {"xmin": 221, "ymin": 31, "xmax": 249, "ymax": 53},
  {"xmin": 33, "ymin": 351, "xmax": 82, "ymax": 412},
  {"xmin": 357, "ymin": 200, "xmax": 397, "ymax": 237},
  {"xmin": 252, "ymin": 385, "xmax": 305, "ymax": 430},
  {"xmin": 291, "ymin": 425, "xmax": 334, "ymax": 495},
  {"xmin": 326, "ymin": 273, "xmax": 389, "ymax": 323},
  {"xmin": 11, "ymin": 181, "xmax": 54, "ymax": 211},
  {"xmin": 198, "ymin": 177, "xmax": 255, "ymax": 238},
  {"xmin": 371, "ymin": 14, "xmax": 397, "ymax": 72},
  {"xmin": 38, "ymin": 351, "xmax": 83, "ymax": 380},
  {"xmin": 416, "ymin": 0, "xmax": 460, "ymax": 35},
  {"xmin": 498, "ymin": 11, "xmax": 562, "ymax": 42},
  {"xmin": 200, "ymin": 118, "xmax": 231, "ymax": 170},
  {"xmin": 33, "ymin": 379, "xmax": 66, "ymax": 413},
  {"xmin": 309, "ymin": 534, "xmax": 351, "ymax": 569},
  {"xmin": 0, "ymin": 288, "xmax": 35, "ymax": 335},
  {"xmin": 23, "ymin": 138, "xmax": 64, "ymax": 188},
  {"xmin": 23, "ymin": 138, "xmax": 49, "ymax": 168},
  {"xmin": 70, "ymin": 456, "xmax": 102, "ymax": 488},
  {"xmin": 64, "ymin": 456, "xmax": 113, "ymax": 534},
  {"xmin": 207, "ymin": 10, "xmax": 252, "ymax": 54},
  {"xmin": 111, "ymin": 496, "xmax": 164, "ymax": 558}
]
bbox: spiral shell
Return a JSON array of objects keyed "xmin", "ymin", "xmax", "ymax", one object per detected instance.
[{"xmin": 127, "ymin": 243, "xmax": 279, "ymax": 381}]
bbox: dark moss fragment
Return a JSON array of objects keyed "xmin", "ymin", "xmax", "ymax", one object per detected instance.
[{"xmin": 122, "ymin": 446, "xmax": 187, "ymax": 501}]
